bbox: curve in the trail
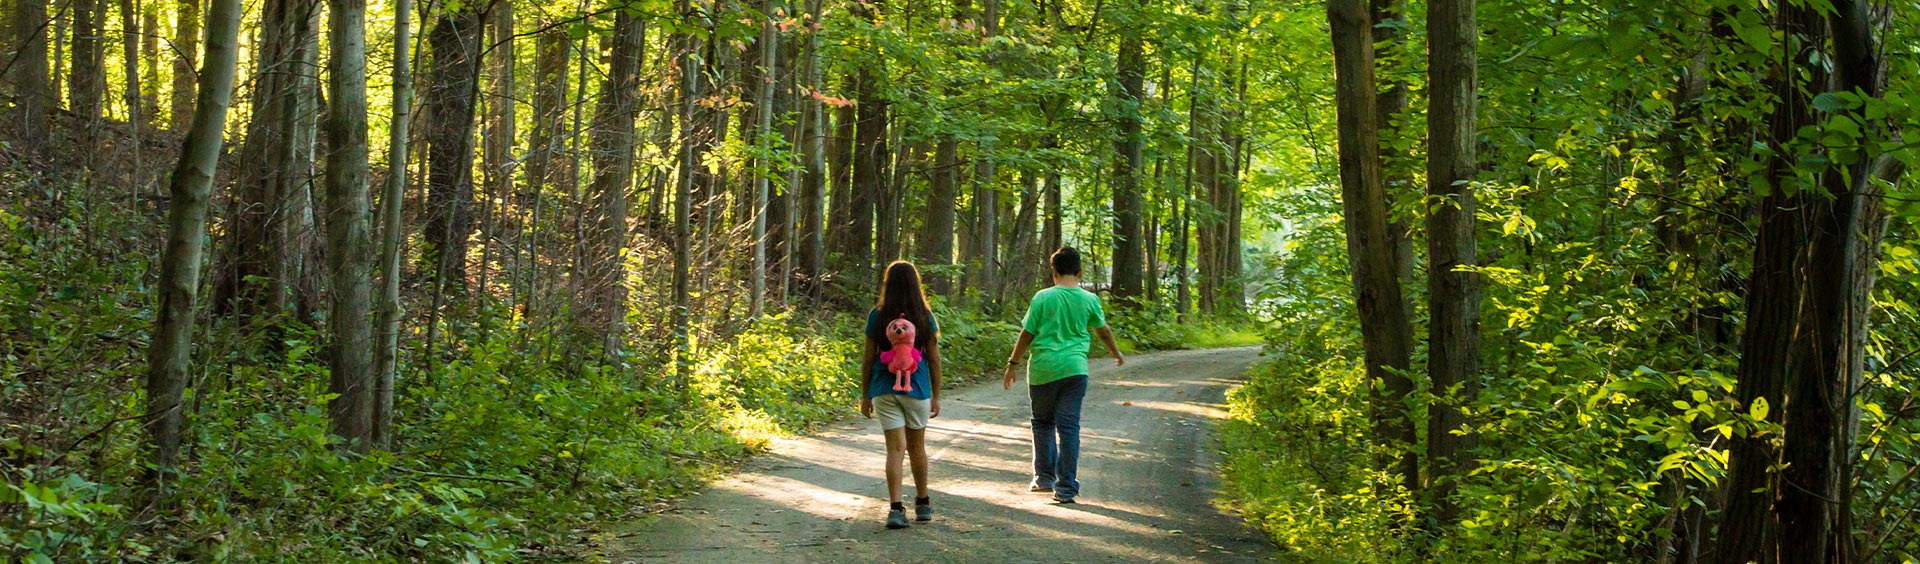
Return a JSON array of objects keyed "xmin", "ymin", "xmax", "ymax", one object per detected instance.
[{"xmin": 598, "ymin": 346, "xmax": 1276, "ymax": 563}]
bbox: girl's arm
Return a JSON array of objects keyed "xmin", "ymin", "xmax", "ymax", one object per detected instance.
[
  {"xmin": 860, "ymin": 339, "xmax": 878, "ymax": 417},
  {"xmin": 925, "ymin": 336, "xmax": 943, "ymax": 417}
]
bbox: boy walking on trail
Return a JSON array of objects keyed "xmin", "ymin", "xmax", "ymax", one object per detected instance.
[{"xmin": 1002, "ymin": 247, "xmax": 1125, "ymax": 504}]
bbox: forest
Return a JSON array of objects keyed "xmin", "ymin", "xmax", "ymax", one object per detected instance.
[{"xmin": 0, "ymin": 0, "xmax": 1915, "ymax": 560}]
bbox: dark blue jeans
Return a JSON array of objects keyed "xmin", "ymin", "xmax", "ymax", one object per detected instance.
[{"xmin": 1030, "ymin": 375, "xmax": 1088, "ymax": 498}]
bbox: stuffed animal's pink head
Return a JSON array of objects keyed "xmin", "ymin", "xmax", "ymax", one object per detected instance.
[{"xmin": 886, "ymin": 317, "xmax": 916, "ymax": 347}]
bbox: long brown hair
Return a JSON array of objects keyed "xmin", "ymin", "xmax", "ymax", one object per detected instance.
[{"xmin": 871, "ymin": 261, "xmax": 935, "ymax": 349}]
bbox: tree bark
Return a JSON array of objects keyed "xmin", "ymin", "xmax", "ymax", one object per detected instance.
[
  {"xmin": 8, "ymin": 0, "xmax": 50, "ymax": 147},
  {"xmin": 927, "ymin": 138, "xmax": 958, "ymax": 293},
  {"xmin": 323, "ymin": 0, "xmax": 375, "ymax": 453},
  {"xmin": 1370, "ymin": 0, "xmax": 1415, "ymax": 283},
  {"xmin": 1328, "ymin": 0, "xmax": 1419, "ymax": 500},
  {"xmin": 584, "ymin": 3, "xmax": 646, "ymax": 346},
  {"xmin": 371, "ymin": 0, "xmax": 413, "ymax": 451},
  {"xmin": 421, "ymin": 8, "xmax": 483, "ymax": 285},
  {"xmin": 1108, "ymin": 0, "xmax": 1146, "ymax": 304},
  {"xmin": 848, "ymin": 0, "xmax": 886, "ymax": 280},
  {"xmin": 671, "ymin": 0, "xmax": 702, "ymax": 382},
  {"xmin": 143, "ymin": 0, "xmax": 239, "ymax": 487},
  {"xmin": 69, "ymin": 0, "xmax": 103, "ymax": 122},
  {"xmin": 168, "ymin": 0, "xmax": 197, "ymax": 133},
  {"xmin": 479, "ymin": 0, "xmax": 515, "ymax": 295},
  {"xmin": 214, "ymin": 0, "xmax": 320, "ymax": 323},
  {"xmin": 1715, "ymin": 3, "xmax": 1902, "ymax": 562},
  {"xmin": 1424, "ymin": 0, "xmax": 1480, "ymax": 531},
  {"xmin": 749, "ymin": 1, "xmax": 779, "ymax": 317},
  {"xmin": 827, "ymin": 96, "xmax": 854, "ymax": 267},
  {"xmin": 795, "ymin": 0, "xmax": 826, "ymax": 286}
]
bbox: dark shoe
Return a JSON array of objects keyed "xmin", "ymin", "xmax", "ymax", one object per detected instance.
[
  {"xmin": 1050, "ymin": 494, "xmax": 1075, "ymax": 504},
  {"xmin": 886, "ymin": 508, "xmax": 910, "ymax": 529},
  {"xmin": 915, "ymin": 502, "xmax": 933, "ymax": 522}
]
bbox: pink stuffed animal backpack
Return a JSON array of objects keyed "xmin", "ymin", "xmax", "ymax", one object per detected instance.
[{"xmin": 878, "ymin": 315, "xmax": 922, "ymax": 392}]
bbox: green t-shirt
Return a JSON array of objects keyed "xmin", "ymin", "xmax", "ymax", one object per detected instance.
[{"xmin": 1020, "ymin": 285, "xmax": 1107, "ymax": 386}]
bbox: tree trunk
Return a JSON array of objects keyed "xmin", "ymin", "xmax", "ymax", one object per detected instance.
[
  {"xmin": 323, "ymin": 0, "xmax": 375, "ymax": 453},
  {"xmin": 1174, "ymin": 48, "xmax": 1200, "ymax": 319},
  {"xmin": 421, "ymin": 8, "xmax": 483, "ymax": 285},
  {"xmin": 1370, "ymin": 0, "xmax": 1415, "ymax": 283},
  {"xmin": 826, "ymin": 97, "xmax": 854, "ymax": 267},
  {"xmin": 1108, "ymin": 0, "xmax": 1145, "ymax": 305},
  {"xmin": 69, "ymin": 0, "xmax": 103, "ymax": 122},
  {"xmin": 213, "ymin": 0, "xmax": 320, "ymax": 322},
  {"xmin": 927, "ymin": 138, "xmax": 958, "ymax": 294},
  {"xmin": 974, "ymin": 153, "xmax": 998, "ymax": 298},
  {"xmin": 795, "ymin": 0, "xmax": 826, "ymax": 286},
  {"xmin": 584, "ymin": 3, "xmax": 645, "ymax": 346},
  {"xmin": 1424, "ymin": 0, "xmax": 1481, "ymax": 531},
  {"xmin": 671, "ymin": 0, "xmax": 702, "ymax": 382},
  {"xmin": 1715, "ymin": 3, "xmax": 1902, "ymax": 562},
  {"xmin": 749, "ymin": 2, "xmax": 779, "ymax": 317},
  {"xmin": 140, "ymin": 2, "xmax": 159, "ymax": 128},
  {"xmin": 371, "ymin": 0, "xmax": 413, "ymax": 451},
  {"xmin": 479, "ymin": 1, "xmax": 515, "ymax": 295},
  {"xmin": 848, "ymin": 0, "xmax": 886, "ymax": 281},
  {"xmin": 1328, "ymin": 0, "xmax": 1419, "ymax": 499},
  {"xmin": 143, "ymin": 0, "xmax": 238, "ymax": 487},
  {"xmin": 116, "ymin": 0, "xmax": 142, "ymax": 182},
  {"xmin": 8, "ymin": 0, "xmax": 50, "ymax": 148},
  {"xmin": 168, "ymin": 0, "xmax": 197, "ymax": 133}
]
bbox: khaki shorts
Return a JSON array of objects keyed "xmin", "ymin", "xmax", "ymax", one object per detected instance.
[{"xmin": 873, "ymin": 394, "xmax": 930, "ymax": 430}]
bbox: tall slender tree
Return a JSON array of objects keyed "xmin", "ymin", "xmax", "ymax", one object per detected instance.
[
  {"xmin": 323, "ymin": 0, "xmax": 376, "ymax": 453},
  {"xmin": 1328, "ymin": 0, "xmax": 1418, "ymax": 499},
  {"xmin": 584, "ymin": 2, "xmax": 646, "ymax": 346},
  {"xmin": 1424, "ymin": 0, "xmax": 1481, "ymax": 531},
  {"xmin": 371, "ymin": 0, "xmax": 415, "ymax": 451},
  {"xmin": 143, "ymin": 0, "xmax": 241, "ymax": 487},
  {"xmin": 1108, "ymin": 0, "xmax": 1147, "ymax": 304},
  {"xmin": 169, "ymin": 0, "xmax": 198, "ymax": 132}
]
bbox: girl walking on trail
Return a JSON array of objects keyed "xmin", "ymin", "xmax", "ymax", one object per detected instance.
[{"xmin": 861, "ymin": 261, "xmax": 944, "ymax": 529}]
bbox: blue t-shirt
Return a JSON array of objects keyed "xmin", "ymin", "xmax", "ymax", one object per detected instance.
[{"xmin": 865, "ymin": 309, "xmax": 937, "ymax": 400}]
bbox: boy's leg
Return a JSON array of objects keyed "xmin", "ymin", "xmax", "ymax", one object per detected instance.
[
  {"xmin": 1051, "ymin": 375, "xmax": 1089, "ymax": 499},
  {"xmin": 1029, "ymin": 379, "xmax": 1060, "ymax": 487}
]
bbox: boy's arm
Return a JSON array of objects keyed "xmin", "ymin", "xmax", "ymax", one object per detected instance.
[
  {"xmin": 1095, "ymin": 327, "xmax": 1125, "ymax": 367},
  {"xmin": 1002, "ymin": 330, "xmax": 1036, "ymax": 390}
]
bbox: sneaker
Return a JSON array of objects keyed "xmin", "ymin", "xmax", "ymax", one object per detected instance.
[
  {"xmin": 886, "ymin": 508, "xmax": 910, "ymax": 529},
  {"xmin": 1050, "ymin": 494, "xmax": 1075, "ymax": 504},
  {"xmin": 1029, "ymin": 480, "xmax": 1054, "ymax": 493},
  {"xmin": 915, "ymin": 502, "xmax": 933, "ymax": 522}
]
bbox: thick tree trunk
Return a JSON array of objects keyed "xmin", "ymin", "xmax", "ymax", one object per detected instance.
[
  {"xmin": 1370, "ymin": 0, "xmax": 1415, "ymax": 283},
  {"xmin": 1108, "ymin": 2, "xmax": 1146, "ymax": 304},
  {"xmin": 371, "ymin": 0, "xmax": 413, "ymax": 451},
  {"xmin": 143, "ymin": 0, "xmax": 239, "ymax": 486},
  {"xmin": 974, "ymin": 154, "xmax": 997, "ymax": 297},
  {"xmin": 1424, "ymin": 0, "xmax": 1481, "ymax": 531},
  {"xmin": 214, "ymin": 0, "xmax": 321, "ymax": 322},
  {"xmin": 926, "ymin": 138, "xmax": 958, "ymax": 293},
  {"xmin": 1715, "ymin": 3, "xmax": 1902, "ymax": 562},
  {"xmin": 69, "ymin": 0, "xmax": 103, "ymax": 122},
  {"xmin": 168, "ymin": 0, "xmax": 197, "ymax": 133},
  {"xmin": 140, "ymin": 2, "xmax": 159, "ymax": 128},
  {"xmin": 584, "ymin": 3, "xmax": 645, "ymax": 347},
  {"xmin": 323, "ymin": 0, "xmax": 375, "ymax": 453},
  {"xmin": 847, "ymin": 1, "xmax": 886, "ymax": 280},
  {"xmin": 9, "ymin": 0, "xmax": 50, "ymax": 149},
  {"xmin": 526, "ymin": 22, "xmax": 570, "ymax": 204},
  {"xmin": 827, "ymin": 98, "xmax": 854, "ymax": 266},
  {"xmin": 116, "ymin": 0, "xmax": 141, "ymax": 172},
  {"xmin": 1328, "ymin": 0, "xmax": 1419, "ymax": 500},
  {"xmin": 421, "ymin": 8, "xmax": 483, "ymax": 285}
]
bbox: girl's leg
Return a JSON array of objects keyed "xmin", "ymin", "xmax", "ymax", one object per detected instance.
[
  {"xmin": 885, "ymin": 427, "xmax": 907, "ymax": 503},
  {"xmin": 906, "ymin": 427, "xmax": 930, "ymax": 499}
]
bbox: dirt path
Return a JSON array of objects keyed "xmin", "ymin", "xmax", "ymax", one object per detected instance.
[{"xmin": 598, "ymin": 347, "xmax": 1276, "ymax": 563}]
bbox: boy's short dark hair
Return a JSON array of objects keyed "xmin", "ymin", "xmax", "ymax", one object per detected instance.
[{"xmin": 1050, "ymin": 247, "xmax": 1082, "ymax": 277}]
